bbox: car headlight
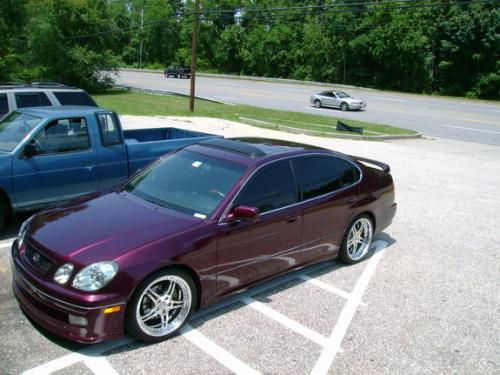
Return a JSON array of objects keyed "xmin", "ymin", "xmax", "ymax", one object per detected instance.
[
  {"xmin": 72, "ymin": 261, "xmax": 119, "ymax": 291},
  {"xmin": 18, "ymin": 215, "xmax": 35, "ymax": 249},
  {"xmin": 54, "ymin": 263, "xmax": 74, "ymax": 285}
]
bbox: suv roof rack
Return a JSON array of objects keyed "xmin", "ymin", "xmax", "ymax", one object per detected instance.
[
  {"xmin": 0, "ymin": 82, "xmax": 76, "ymax": 90},
  {"xmin": 199, "ymin": 139, "xmax": 266, "ymax": 158}
]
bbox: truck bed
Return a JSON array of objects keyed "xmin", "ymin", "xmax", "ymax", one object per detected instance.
[{"xmin": 124, "ymin": 127, "xmax": 221, "ymax": 174}]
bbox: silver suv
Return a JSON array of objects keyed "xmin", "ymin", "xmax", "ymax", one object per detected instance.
[{"xmin": 0, "ymin": 83, "xmax": 98, "ymax": 117}]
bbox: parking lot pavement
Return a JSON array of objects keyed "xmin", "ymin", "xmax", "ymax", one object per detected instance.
[{"xmin": 1, "ymin": 117, "xmax": 499, "ymax": 374}]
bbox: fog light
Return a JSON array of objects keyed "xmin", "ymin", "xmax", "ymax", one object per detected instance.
[
  {"xmin": 104, "ymin": 305, "xmax": 122, "ymax": 314},
  {"xmin": 68, "ymin": 315, "xmax": 88, "ymax": 326}
]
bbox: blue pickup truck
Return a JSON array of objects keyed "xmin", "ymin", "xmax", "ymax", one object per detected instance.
[{"xmin": 0, "ymin": 106, "xmax": 220, "ymax": 232}]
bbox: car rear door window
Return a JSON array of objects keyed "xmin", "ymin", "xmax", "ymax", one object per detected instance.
[
  {"xmin": 15, "ymin": 92, "xmax": 52, "ymax": 108},
  {"xmin": 32, "ymin": 118, "xmax": 90, "ymax": 155},
  {"xmin": 0, "ymin": 94, "xmax": 8, "ymax": 116},
  {"xmin": 96, "ymin": 113, "xmax": 122, "ymax": 146},
  {"xmin": 293, "ymin": 156, "xmax": 359, "ymax": 200},
  {"xmin": 53, "ymin": 91, "xmax": 98, "ymax": 107},
  {"xmin": 235, "ymin": 159, "xmax": 297, "ymax": 213}
]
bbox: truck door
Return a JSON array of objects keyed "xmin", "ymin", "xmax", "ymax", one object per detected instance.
[
  {"xmin": 94, "ymin": 112, "xmax": 128, "ymax": 189},
  {"xmin": 12, "ymin": 116, "xmax": 98, "ymax": 210}
]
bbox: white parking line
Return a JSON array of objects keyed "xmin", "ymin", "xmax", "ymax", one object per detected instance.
[
  {"xmin": 83, "ymin": 357, "xmax": 120, "ymax": 375},
  {"xmin": 311, "ymin": 240, "xmax": 387, "ymax": 375},
  {"xmin": 241, "ymin": 296, "xmax": 328, "ymax": 347},
  {"xmin": 181, "ymin": 325, "xmax": 261, "ymax": 375},
  {"xmin": 299, "ymin": 275, "xmax": 351, "ymax": 300}
]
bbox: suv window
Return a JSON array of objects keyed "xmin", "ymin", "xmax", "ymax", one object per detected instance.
[
  {"xmin": 96, "ymin": 113, "xmax": 122, "ymax": 146},
  {"xmin": 292, "ymin": 156, "xmax": 359, "ymax": 200},
  {"xmin": 0, "ymin": 94, "xmax": 8, "ymax": 116},
  {"xmin": 53, "ymin": 91, "xmax": 97, "ymax": 107},
  {"xmin": 235, "ymin": 159, "xmax": 297, "ymax": 213},
  {"xmin": 32, "ymin": 118, "xmax": 90, "ymax": 155},
  {"xmin": 15, "ymin": 92, "xmax": 52, "ymax": 108}
]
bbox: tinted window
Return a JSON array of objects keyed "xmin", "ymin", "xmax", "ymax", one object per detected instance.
[
  {"xmin": 235, "ymin": 160, "xmax": 297, "ymax": 213},
  {"xmin": 15, "ymin": 92, "xmax": 51, "ymax": 108},
  {"xmin": 125, "ymin": 150, "xmax": 246, "ymax": 217},
  {"xmin": 336, "ymin": 158, "xmax": 360, "ymax": 187},
  {"xmin": 53, "ymin": 91, "xmax": 97, "ymax": 106},
  {"xmin": 293, "ymin": 156, "xmax": 359, "ymax": 200},
  {"xmin": 96, "ymin": 113, "xmax": 122, "ymax": 146},
  {"xmin": 32, "ymin": 118, "xmax": 90, "ymax": 155},
  {"xmin": 0, "ymin": 94, "xmax": 8, "ymax": 116}
]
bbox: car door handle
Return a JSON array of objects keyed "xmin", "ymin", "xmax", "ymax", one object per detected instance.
[
  {"xmin": 346, "ymin": 198, "xmax": 357, "ymax": 207},
  {"xmin": 286, "ymin": 216, "xmax": 299, "ymax": 223}
]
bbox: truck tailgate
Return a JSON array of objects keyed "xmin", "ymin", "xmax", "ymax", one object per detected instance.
[{"xmin": 124, "ymin": 127, "xmax": 221, "ymax": 175}]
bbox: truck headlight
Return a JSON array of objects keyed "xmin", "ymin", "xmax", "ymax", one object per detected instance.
[
  {"xmin": 54, "ymin": 263, "xmax": 74, "ymax": 285},
  {"xmin": 18, "ymin": 215, "xmax": 35, "ymax": 249},
  {"xmin": 72, "ymin": 261, "xmax": 118, "ymax": 291}
]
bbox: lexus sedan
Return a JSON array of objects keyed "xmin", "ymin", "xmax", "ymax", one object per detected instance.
[
  {"xmin": 11, "ymin": 138, "xmax": 396, "ymax": 343},
  {"xmin": 310, "ymin": 90, "xmax": 367, "ymax": 111}
]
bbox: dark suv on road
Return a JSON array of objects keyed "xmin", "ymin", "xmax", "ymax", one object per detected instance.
[{"xmin": 164, "ymin": 66, "xmax": 191, "ymax": 79}]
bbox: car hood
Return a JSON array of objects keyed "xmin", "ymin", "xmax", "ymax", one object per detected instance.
[{"xmin": 28, "ymin": 191, "xmax": 203, "ymax": 263}]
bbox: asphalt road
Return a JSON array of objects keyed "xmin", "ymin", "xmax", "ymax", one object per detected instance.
[
  {"xmin": 116, "ymin": 70, "xmax": 500, "ymax": 146},
  {"xmin": 0, "ymin": 118, "xmax": 498, "ymax": 375}
]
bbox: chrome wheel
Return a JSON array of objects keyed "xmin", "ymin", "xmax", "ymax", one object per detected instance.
[
  {"xmin": 136, "ymin": 275, "xmax": 192, "ymax": 337},
  {"xmin": 346, "ymin": 217, "xmax": 372, "ymax": 261}
]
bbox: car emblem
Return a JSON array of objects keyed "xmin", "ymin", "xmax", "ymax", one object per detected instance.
[{"xmin": 32, "ymin": 252, "xmax": 40, "ymax": 263}]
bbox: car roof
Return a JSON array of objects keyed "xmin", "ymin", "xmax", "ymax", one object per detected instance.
[
  {"xmin": 0, "ymin": 83, "xmax": 80, "ymax": 91},
  {"xmin": 189, "ymin": 137, "xmax": 336, "ymax": 167},
  {"xmin": 16, "ymin": 106, "xmax": 109, "ymax": 117}
]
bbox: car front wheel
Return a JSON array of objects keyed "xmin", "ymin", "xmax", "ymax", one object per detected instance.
[
  {"xmin": 340, "ymin": 102, "xmax": 349, "ymax": 111},
  {"xmin": 126, "ymin": 268, "xmax": 197, "ymax": 342},
  {"xmin": 338, "ymin": 215, "xmax": 373, "ymax": 264}
]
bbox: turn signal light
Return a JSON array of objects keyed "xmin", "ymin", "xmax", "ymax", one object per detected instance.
[{"xmin": 104, "ymin": 305, "xmax": 122, "ymax": 314}]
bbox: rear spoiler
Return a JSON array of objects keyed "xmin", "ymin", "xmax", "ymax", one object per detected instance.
[{"xmin": 350, "ymin": 155, "xmax": 391, "ymax": 174}]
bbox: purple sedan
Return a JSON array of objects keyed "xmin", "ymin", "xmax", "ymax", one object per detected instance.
[{"xmin": 11, "ymin": 138, "xmax": 396, "ymax": 343}]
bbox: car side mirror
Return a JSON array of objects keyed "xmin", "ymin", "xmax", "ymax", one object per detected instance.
[
  {"xmin": 23, "ymin": 143, "xmax": 37, "ymax": 158},
  {"xmin": 226, "ymin": 205, "xmax": 260, "ymax": 223}
]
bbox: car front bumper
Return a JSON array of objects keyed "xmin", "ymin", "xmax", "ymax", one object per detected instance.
[{"xmin": 11, "ymin": 241, "xmax": 126, "ymax": 344}]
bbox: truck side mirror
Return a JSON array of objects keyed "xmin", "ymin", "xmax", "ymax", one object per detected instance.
[{"xmin": 23, "ymin": 143, "xmax": 37, "ymax": 158}]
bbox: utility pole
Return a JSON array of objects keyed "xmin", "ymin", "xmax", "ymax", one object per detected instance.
[
  {"xmin": 139, "ymin": 6, "xmax": 144, "ymax": 69},
  {"xmin": 189, "ymin": 0, "xmax": 201, "ymax": 112}
]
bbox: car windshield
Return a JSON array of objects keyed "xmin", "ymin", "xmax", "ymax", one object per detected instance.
[
  {"xmin": 336, "ymin": 91, "xmax": 350, "ymax": 98},
  {"xmin": 0, "ymin": 112, "xmax": 42, "ymax": 152},
  {"xmin": 124, "ymin": 149, "xmax": 247, "ymax": 218}
]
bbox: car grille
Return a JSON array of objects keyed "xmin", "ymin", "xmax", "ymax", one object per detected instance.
[{"xmin": 25, "ymin": 244, "xmax": 54, "ymax": 274}]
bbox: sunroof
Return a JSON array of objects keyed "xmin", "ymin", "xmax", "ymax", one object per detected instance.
[{"xmin": 199, "ymin": 139, "xmax": 266, "ymax": 158}]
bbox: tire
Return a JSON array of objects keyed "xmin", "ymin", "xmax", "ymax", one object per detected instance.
[
  {"xmin": 338, "ymin": 214, "xmax": 373, "ymax": 264},
  {"xmin": 177, "ymin": 73, "xmax": 181, "ymax": 79},
  {"xmin": 314, "ymin": 99, "xmax": 322, "ymax": 108},
  {"xmin": 340, "ymin": 102, "xmax": 349, "ymax": 111},
  {"xmin": 0, "ymin": 202, "xmax": 6, "ymax": 234},
  {"xmin": 126, "ymin": 268, "xmax": 197, "ymax": 342}
]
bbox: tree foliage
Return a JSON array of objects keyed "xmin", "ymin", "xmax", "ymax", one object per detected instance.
[{"xmin": 0, "ymin": 0, "xmax": 498, "ymax": 98}]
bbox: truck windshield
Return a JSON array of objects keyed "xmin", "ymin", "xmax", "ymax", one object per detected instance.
[
  {"xmin": 0, "ymin": 112, "xmax": 42, "ymax": 152},
  {"xmin": 124, "ymin": 150, "xmax": 247, "ymax": 218}
]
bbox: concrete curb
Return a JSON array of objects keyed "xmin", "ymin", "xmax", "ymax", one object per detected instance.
[
  {"xmin": 238, "ymin": 117, "xmax": 421, "ymax": 141},
  {"xmin": 113, "ymin": 84, "xmax": 226, "ymax": 104}
]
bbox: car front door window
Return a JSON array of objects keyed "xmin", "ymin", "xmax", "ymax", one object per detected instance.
[{"xmin": 32, "ymin": 118, "xmax": 90, "ymax": 155}]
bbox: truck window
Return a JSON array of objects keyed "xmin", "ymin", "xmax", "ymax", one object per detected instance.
[
  {"xmin": 32, "ymin": 118, "xmax": 90, "ymax": 155},
  {"xmin": 96, "ymin": 113, "xmax": 122, "ymax": 146},
  {"xmin": 0, "ymin": 94, "xmax": 8, "ymax": 116},
  {"xmin": 15, "ymin": 92, "xmax": 52, "ymax": 108}
]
